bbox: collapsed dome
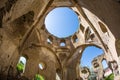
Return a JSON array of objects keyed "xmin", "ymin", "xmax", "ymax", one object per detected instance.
[{"xmin": 45, "ymin": 7, "xmax": 79, "ymax": 38}]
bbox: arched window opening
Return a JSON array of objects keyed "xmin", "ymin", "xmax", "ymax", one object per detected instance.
[
  {"xmin": 80, "ymin": 46, "xmax": 103, "ymax": 79},
  {"xmin": 60, "ymin": 40, "xmax": 66, "ymax": 47},
  {"xmin": 98, "ymin": 22, "xmax": 109, "ymax": 44},
  {"xmin": 47, "ymin": 39, "xmax": 51, "ymax": 44},
  {"xmin": 85, "ymin": 27, "xmax": 91, "ymax": 41},
  {"xmin": 56, "ymin": 69, "xmax": 61, "ymax": 80},
  {"xmin": 80, "ymin": 24, "xmax": 85, "ymax": 33},
  {"xmin": 56, "ymin": 73, "xmax": 61, "ymax": 80},
  {"xmin": 102, "ymin": 60, "xmax": 112, "ymax": 77},
  {"xmin": 60, "ymin": 42, "xmax": 66, "ymax": 46},
  {"xmin": 16, "ymin": 56, "xmax": 27, "ymax": 73},
  {"xmin": 81, "ymin": 69, "xmax": 87, "ymax": 74},
  {"xmin": 93, "ymin": 62, "xmax": 99, "ymax": 68},
  {"xmin": 85, "ymin": 27, "xmax": 94, "ymax": 42},
  {"xmin": 90, "ymin": 33, "xmax": 95, "ymax": 40},
  {"xmin": 47, "ymin": 36, "xmax": 53, "ymax": 44},
  {"xmin": 81, "ymin": 46, "xmax": 103, "ymax": 68},
  {"xmin": 102, "ymin": 60, "xmax": 108, "ymax": 69},
  {"xmin": 39, "ymin": 62, "xmax": 46, "ymax": 70},
  {"xmin": 80, "ymin": 67, "xmax": 90, "ymax": 80},
  {"xmin": 98, "ymin": 22, "xmax": 108, "ymax": 33},
  {"xmin": 72, "ymin": 35, "xmax": 78, "ymax": 43}
]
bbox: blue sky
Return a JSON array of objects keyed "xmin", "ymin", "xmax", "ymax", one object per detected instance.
[
  {"xmin": 45, "ymin": 7, "xmax": 79, "ymax": 38},
  {"xmin": 19, "ymin": 56, "xmax": 26, "ymax": 64},
  {"xmin": 80, "ymin": 46, "xmax": 108, "ymax": 68},
  {"xmin": 81, "ymin": 46, "xmax": 103, "ymax": 67},
  {"xmin": 45, "ymin": 7, "xmax": 108, "ymax": 68}
]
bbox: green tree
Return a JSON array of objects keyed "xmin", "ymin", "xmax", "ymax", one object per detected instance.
[
  {"xmin": 34, "ymin": 74, "xmax": 44, "ymax": 80},
  {"xmin": 104, "ymin": 73, "xmax": 114, "ymax": 80},
  {"xmin": 16, "ymin": 61, "xmax": 24, "ymax": 72}
]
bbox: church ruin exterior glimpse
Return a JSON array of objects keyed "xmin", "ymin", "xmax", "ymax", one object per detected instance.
[{"xmin": 0, "ymin": 0, "xmax": 120, "ymax": 80}]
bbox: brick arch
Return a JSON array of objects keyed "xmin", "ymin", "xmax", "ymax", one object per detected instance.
[{"xmin": 67, "ymin": 43, "xmax": 103, "ymax": 64}]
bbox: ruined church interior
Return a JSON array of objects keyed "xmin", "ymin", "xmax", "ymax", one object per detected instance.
[{"xmin": 0, "ymin": 0, "xmax": 120, "ymax": 80}]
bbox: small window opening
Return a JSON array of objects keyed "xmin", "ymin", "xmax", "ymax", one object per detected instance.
[
  {"xmin": 73, "ymin": 35, "xmax": 78, "ymax": 43},
  {"xmin": 39, "ymin": 62, "xmax": 46, "ymax": 70},
  {"xmin": 98, "ymin": 22, "xmax": 108, "ymax": 33},
  {"xmin": 47, "ymin": 39, "xmax": 52, "ymax": 44},
  {"xmin": 85, "ymin": 27, "xmax": 92, "ymax": 41},
  {"xmin": 102, "ymin": 60, "xmax": 108, "ymax": 69},
  {"xmin": 94, "ymin": 63, "xmax": 99, "ymax": 68},
  {"xmin": 102, "ymin": 60, "xmax": 112, "ymax": 77},
  {"xmin": 16, "ymin": 56, "xmax": 27, "ymax": 73},
  {"xmin": 81, "ymin": 70, "xmax": 87, "ymax": 74},
  {"xmin": 90, "ymin": 33, "xmax": 95, "ymax": 40},
  {"xmin": 56, "ymin": 73, "xmax": 61, "ymax": 80},
  {"xmin": 47, "ymin": 36, "xmax": 53, "ymax": 44},
  {"xmin": 60, "ymin": 40, "xmax": 66, "ymax": 47},
  {"xmin": 80, "ymin": 24, "xmax": 85, "ymax": 33},
  {"xmin": 60, "ymin": 42, "xmax": 66, "ymax": 46}
]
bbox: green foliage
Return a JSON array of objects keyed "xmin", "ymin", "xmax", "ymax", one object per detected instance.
[
  {"xmin": 34, "ymin": 74, "xmax": 44, "ymax": 80},
  {"xmin": 104, "ymin": 73, "xmax": 114, "ymax": 80},
  {"xmin": 16, "ymin": 61, "xmax": 24, "ymax": 72}
]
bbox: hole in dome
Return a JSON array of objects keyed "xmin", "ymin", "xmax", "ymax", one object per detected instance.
[{"xmin": 45, "ymin": 7, "xmax": 79, "ymax": 38}]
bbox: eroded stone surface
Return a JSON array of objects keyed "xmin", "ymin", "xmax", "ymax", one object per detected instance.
[{"xmin": 0, "ymin": 0, "xmax": 120, "ymax": 80}]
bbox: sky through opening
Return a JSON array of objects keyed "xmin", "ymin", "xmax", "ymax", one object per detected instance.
[{"xmin": 45, "ymin": 7, "xmax": 79, "ymax": 38}]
